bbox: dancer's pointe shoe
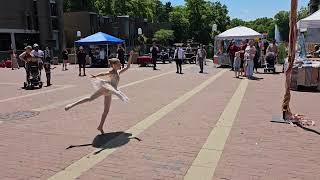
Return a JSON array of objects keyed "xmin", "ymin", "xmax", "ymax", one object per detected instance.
[{"xmin": 65, "ymin": 104, "xmax": 72, "ymax": 111}]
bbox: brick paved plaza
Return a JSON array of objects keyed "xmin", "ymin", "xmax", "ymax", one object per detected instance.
[{"xmin": 0, "ymin": 63, "xmax": 319, "ymax": 180}]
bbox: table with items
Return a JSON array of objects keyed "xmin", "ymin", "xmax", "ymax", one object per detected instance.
[{"xmin": 290, "ymin": 59, "xmax": 320, "ymax": 90}]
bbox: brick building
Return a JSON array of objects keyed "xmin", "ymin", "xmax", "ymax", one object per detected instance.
[
  {"xmin": 0, "ymin": 0, "xmax": 64, "ymax": 56},
  {"xmin": 64, "ymin": 12, "xmax": 171, "ymax": 48}
]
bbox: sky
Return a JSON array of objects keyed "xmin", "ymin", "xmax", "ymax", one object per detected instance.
[{"xmin": 161, "ymin": 0, "xmax": 309, "ymax": 21}]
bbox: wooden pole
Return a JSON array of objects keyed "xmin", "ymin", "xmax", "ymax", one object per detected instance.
[{"xmin": 282, "ymin": 0, "xmax": 298, "ymax": 119}]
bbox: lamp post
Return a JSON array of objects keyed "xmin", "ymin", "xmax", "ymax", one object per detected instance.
[
  {"xmin": 137, "ymin": 28, "xmax": 143, "ymax": 54},
  {"xmin": 212, "ymin": 24, "xmax": 217, "ymax": 56}
]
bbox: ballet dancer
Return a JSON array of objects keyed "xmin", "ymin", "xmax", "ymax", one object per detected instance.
[{"xmin": 65, "ymin": 52, "xmax": 134, "ymax": 134}]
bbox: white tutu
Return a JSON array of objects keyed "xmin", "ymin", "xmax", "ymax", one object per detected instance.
[{"xmin": 91, "ymin": 78, "xmax": 129, "ymax": 103}]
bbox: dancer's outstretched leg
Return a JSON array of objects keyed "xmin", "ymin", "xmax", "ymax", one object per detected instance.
[
  {"xmin": 97, "ymin": 95, "xmax": 112, "ymax": 134},
  {"xmin": 65, "ymin": 88, "xmax": 106, "ymax": 111}
]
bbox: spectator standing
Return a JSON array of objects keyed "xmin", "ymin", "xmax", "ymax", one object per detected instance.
[
  {"xmin": 174, "ymin": 45, "xmax": 185, "ymax": 74},
  {"xmin": 117, "ymin": 45, "xmax": 125, "ymax": 68},
  {"xmin": 31, "ymin": 43, "xmax": 44, "ymax": 71},
  {"xmin": 239, "ymin": 41, "xmax": 248, "ymax": 76},
  {"xmin": 11, "ymin": 50, "xmax": 19, "ymax": 70},
  {"xmin": 245, "ymin": 40, "xmax": 257, "ymax": 79},
  {"xmin": 62, "ymin": 49, "xmax": 69, "ymax": 71},
  {"xmin": 150, "ymin": 42, "xmax": 159, "ymax": 70},
  {"xmin": 254, "ymin": 41, "xmax": 261, "ymax": 73},
  {"xmin": 197, "ymin": 45, "xmax": 207, "ymax": 73},
  {"xmin": 77, "ymin": 46, "xmax": 87, "ymax": 76},
  {"xmin": 227, "ymin": 41, "xmax": 239, "ymax": 71},
  {"xmin": 19, "ymin": 46, "xmax": 34, "ymax": 84}
]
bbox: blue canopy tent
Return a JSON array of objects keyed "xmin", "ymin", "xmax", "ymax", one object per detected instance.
[
  {"xmin": 75, "ymin": 32, "xmax": 124, "ymax": 46},
  {"xmin": 75, "ymin": 32, "xmax": 125, "ymax": 64}
]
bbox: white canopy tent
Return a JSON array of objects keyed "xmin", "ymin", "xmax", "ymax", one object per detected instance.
[
  {"xmin": 297, "ymin": 9, "xmax": 320, "ymax": 29},
  {"xmin": 215, "ymin": 26, "xmax": 263, "ymax": 40},
  {"xmin": 297, "ymin": 10, "xmax": 320, "ymax": 43}
]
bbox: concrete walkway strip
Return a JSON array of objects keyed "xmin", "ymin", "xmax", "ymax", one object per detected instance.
[
  {"xmin": 48, "ymin": 69, "xmax": 227, "ymax": 180},
  {"xmin": 184, "ymin": 79, "xmax": 249, "ymax": 180},
  {"xmin": 0, "ymin": 85, "xmax": 75, "ymax": 103}
]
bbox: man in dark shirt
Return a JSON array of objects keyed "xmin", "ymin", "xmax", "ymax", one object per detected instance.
[
  {"xmin": 77, "ymin": 46, "xmax": 87, "ymax": 76},
  {"xmin": 117, "ymin": 45, "xmax": 125, "ymax": 68},
  {"xmin": 150, "ymin": 42, "xmax": 159, "ymax": 70}
]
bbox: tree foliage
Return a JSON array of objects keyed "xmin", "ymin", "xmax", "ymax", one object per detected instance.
[
  {"xmin": 153, "ymin": 29, "xmax": 174, "ymax": 44},
  {"xmin": 63, "ymin": 0, "xmax": 310, "ymax": 43},
  {"xmin": 274, "ymin": 7, "xmax": 309, "ymax": 42},
  {"xmin": 169, "ymin": 6, "xmax": 190, "ymax": 42}
]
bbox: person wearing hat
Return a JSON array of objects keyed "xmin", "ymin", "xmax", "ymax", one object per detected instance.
[
  {"xmin": 77, "ymin": 46, "xmax": 87, "ymax": 76},
  {"xmin": 31, "ymin": 43, "xmax": 44, "ymax": 71},
  {"xmin": 19, "ymin": 46, "xmax": 34, "ymax": 85}
]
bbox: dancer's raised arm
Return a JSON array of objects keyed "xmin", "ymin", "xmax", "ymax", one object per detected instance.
[{"xmin": 119, "ymin": 51, "xmax": 134, "ymax": 74}]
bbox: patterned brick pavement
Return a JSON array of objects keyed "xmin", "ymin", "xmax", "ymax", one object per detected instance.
[{"xmin": 1, "ymin": 64, "xmax": 319, "ymax": 180}]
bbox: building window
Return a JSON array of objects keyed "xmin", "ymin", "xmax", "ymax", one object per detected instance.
[
  {"xmin": 32, "ymin": 0, "xmax": 39, "ymax": 30},
  {"xmin": 26, "ymin": 14, "xmax": 32, "ymax": 30},
  {"xmin": 52, "ymin": 17, "xmax": 59, "ymax": 30},
  {"xmin": 0, "ymin": 33, "xmax": 11, "ymax": 51},
  {"xmin": 15, "ymin": 33, "xmax": 40, "ymax": 51},
  {"xmin": 50, "ymin": 3, "xmax": 58, "ymax": 17}
]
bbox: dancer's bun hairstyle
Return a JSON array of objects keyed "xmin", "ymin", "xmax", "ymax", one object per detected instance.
[{"xmin": 109, "ymin": 58, "xmax": 120, "ymax": 65}]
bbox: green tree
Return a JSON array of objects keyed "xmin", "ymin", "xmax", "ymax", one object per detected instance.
[
  {"xmin": 169, "ymin": 6, "xmax": 190, "ymax": 42},
  {"xmin": 274, "ymin": 11, "xmax": 290, "ymax": 42},
  {"xmin": 164, "ymin": 2, "xmax": 173, "ymax": 22},
  {"xmin": 274, "ymin": 7, "xmax": 308, "ymax": 42},
  {"xmin": 227, "ymin": 18, "xmax": 247, "ymax": 29},
  {"xmin": 185, "ymin": 0, "xmax": 207, "ymax": 42},
  {"xmin": 64, "ymin": 0, "xmax": 96, "ymax": 12},
  {"xmin": 298, "ymin": 6, "xmax": 309, "ymax": 20},
  {"xmin": 113, "ymin": 0, "xmax": 130, "ymax": 15},
  {"xmin": 153, "ymin": 29, "xmax": 174, "ymax": 44},
  {"xmin": 95, "ymin": 0, "xmax": 114, "ymax": 15}
]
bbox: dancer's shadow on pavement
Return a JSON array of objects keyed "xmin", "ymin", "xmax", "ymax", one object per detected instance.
[
  {"xmin": 296, "ymin": 124, "xmax": 320, "ymax": 135},
  {"xmin": 66, "ymin": 132, "xmax": 141, "ymax": 155}
]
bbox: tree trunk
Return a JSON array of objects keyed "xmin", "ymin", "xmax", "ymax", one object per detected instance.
[{"xmin": 282, "ymin": 0, "xmax": 298, "ymax": 119}]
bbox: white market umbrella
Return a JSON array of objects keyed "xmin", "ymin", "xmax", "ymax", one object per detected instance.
[{"xmin": 215, "ymin": 26, "xmax": 263, "ymax": 40}]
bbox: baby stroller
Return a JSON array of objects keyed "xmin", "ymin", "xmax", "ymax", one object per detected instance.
[
  {"xmin": 24, "ymin": 61, "xmax": 43, "ymax": 89},
  {"xmin": 264, "ymin": 52, "xmax": 276, "ymax": 73}
]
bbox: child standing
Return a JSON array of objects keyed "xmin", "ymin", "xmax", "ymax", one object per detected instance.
[
  {"xmin": 234, "ymin": 51, "xmax": 241, "ymax": 78},
  {"xmin": 65, "ymin": 52, "xmax": 134, "ymax": 134}
]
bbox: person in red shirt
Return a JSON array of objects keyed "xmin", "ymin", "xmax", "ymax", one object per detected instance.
[{"xmin": 227, "ymin": 41, "xmax": 239, "ymax": 71}]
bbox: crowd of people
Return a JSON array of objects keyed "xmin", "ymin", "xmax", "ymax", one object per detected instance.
[{"xmin": 227, "ymin": 39, "xmax": 279, "ymax": 79}]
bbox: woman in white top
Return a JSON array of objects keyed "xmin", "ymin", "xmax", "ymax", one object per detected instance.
[{"xmin": 245, "ymin": 40, "xmax": 256, "ymax": 79}]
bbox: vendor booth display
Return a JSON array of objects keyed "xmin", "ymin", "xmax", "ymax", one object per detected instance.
[
  {"xmin": 297, "ymin": 10, "xmax": 320, "ymax": 56},
  {"xmin": 75, "ymin": 32, "xmax": 125, "ymax": 67},
  {"xmin": 290, "ymin": 59, "xmax": 320, "ymax": 90},
  {"xmin": 214, "ymin": 26, "xmax": 263, "ymax": 66},
  {"xmin": 288, "ymin": 9, "xmax": 320, "ymax": 91}
]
